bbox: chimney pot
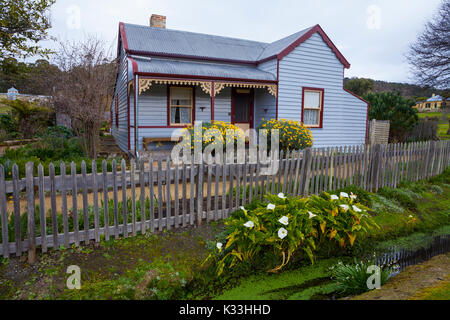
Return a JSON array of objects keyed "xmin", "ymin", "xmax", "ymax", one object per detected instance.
[{"xmin": 150, "ymin": 14, "xmax": 166, "ymax": 28}]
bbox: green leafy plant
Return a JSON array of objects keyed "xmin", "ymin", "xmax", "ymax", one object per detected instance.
[
  {"xmin": 331, "ymin": 259, "xmax": 392, "ymax": 295},
  {"xmin": 204, "ymin": 192, "xmax": 378, "ymax": 276}
]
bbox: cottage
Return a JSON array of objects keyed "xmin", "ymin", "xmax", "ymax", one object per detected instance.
[
  {"xmin": 413, "ymin": 94, "xmax": 449, "ymax": 111},
  {"xmin": 111, "ymin": 14, "xmax": 369, "ymax": 155}
]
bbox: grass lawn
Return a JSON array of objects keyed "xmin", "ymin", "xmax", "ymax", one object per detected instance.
[{"xmin": 417, "ymin": 112, "xmax": 450, "ymax": 140}]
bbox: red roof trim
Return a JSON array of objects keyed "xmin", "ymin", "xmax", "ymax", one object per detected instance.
[
  {"xmin": 127, "ymin": 50, "xmax": 258, "ymax": 66},
  {"xmin": 119, "ymin": 22, "xmax": 129, "ymax": 51},
  {"xmin": 128, "ymin": 56, "xmax": 138, "ymax": 73},
  {"xmin": 278, "ymin": 24, "xmax": 351, "ymax": 69},
  {"xmin": 135, "ymin": 72, "xmax": 278, "ymax": 84}
]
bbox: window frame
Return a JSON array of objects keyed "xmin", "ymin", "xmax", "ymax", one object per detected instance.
[
  {"xmin": 167, "ymin": 86, "xmax": 195, "ymax": 127},
  {"xmin": 301, "ymin": 87, "xmax": 324, "ymax": 128}
]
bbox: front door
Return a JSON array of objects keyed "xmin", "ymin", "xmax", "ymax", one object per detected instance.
[{"xmin": 232, "ymin": 88, "xmax": 254, "ymax": 132}]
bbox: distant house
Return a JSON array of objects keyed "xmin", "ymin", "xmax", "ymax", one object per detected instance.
[
  {"xmin": 0, "ymin": 87, "xmax": 52, "ymax": 114},
  {"xmin": 414, "ymin": 94, "xmax": 449, "ymax": 111},
  {"xmin": 111, "ymin": 14, "xmax": 369, "ymax": 155}
]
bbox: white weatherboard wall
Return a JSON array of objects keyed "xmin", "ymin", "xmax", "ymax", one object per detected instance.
[{"xmin": 278, "ymin": 32, "xmax": 368, "ymax": 147}]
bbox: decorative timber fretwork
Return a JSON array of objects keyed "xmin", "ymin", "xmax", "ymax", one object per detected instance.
[{"xmin": 138, "ymin": 78, "xmax": 278, "ymax": 98}]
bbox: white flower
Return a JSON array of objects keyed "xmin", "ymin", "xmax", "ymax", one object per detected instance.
[
  {"xmin": 278, "ymin": 228, "xmax": 288, "ymax": 240},
  {"xmin": 267, "ymin": 204, "xmax": 276, "ymax": 210},
  {"xmin": 331, "ymin": 195, "xmax": 339, "ymax": 200},
  {"xmin": 350, "ymin": 193, "xmax": 357, "ymax": 200},
  {"xmin": 308, "ymin": 212, "xmax": 317, "ymax": 219},
  {"xmin": 340, "ymin": 205, "xmax": 350, "ymax": 212},
  {"xmin": 340, "ymin": 192, "xmax": 349, "ymax": 198},
  {"xmin": 217, "ymin": 243, "xmax": 223, "ymax": 251},
  {"xmin": 240, "ymin": 206, "xmax": 247, "ymax": 213},
  {"xmin": 278, "ymin": 193, "xmax": 287, "ymax": 199},
  {"xmin": 352, "ymin": 205, "xmax": 362, "ymax": 213},
  {"xmin": 244, "ymin": 221, "xmax": 255, "ymax": 229},
  {"xmin": 409, "ymin": 215, "xmax": 414, "ymax": 218},
  {"xmin": 279, "ymin": 216, "xmax": 289, "ymax": 226}
]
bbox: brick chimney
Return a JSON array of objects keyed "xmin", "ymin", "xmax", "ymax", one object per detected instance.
[{"xmin": 150, "ymin": 14, "xmax": 166, "ymax": 28}]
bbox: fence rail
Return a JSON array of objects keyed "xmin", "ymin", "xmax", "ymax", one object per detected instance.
[{"xmin": 0, "ymin": 140, "xmax": 449, "ymax": 260}]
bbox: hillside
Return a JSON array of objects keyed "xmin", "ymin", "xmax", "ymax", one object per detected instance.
[{"xmin": 344, "ymin": 78, "xmax": 449, "ymax": 100}]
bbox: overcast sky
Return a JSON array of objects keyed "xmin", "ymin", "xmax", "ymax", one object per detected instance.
[{"xmin": 41, "ymin": 0, "xmax": 443, "ymax": 84}]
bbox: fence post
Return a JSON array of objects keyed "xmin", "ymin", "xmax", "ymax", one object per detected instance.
[
  {"xmin": 371, "ymin": 144, "xmax": 383, "ymax": 192},
  {"xmin": 26, "ymin": 162, "xmax": 36, "ymax": 264},
  {"xmin": 0, "ymin": 165, "xmax": 8, "ymax": 258},
  {"xmin": 300, "ymin": 148, "xmax": 313, "ymax": 196}
]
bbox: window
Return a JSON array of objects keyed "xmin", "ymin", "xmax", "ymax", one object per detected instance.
[
  {"xmin": 426, "ymin": 103, "xmax": 431, "ymax": 108},
  {"xmin": 169, "ymin": 87, "xmax": 193, "ymax": 126},
  {"xmin": 302, "ymin": 88, "xmax": 324, "ymax": 128}
]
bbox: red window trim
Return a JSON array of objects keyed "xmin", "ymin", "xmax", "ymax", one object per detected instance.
[
  {"xmin": 301, "ymin": 87, "xmax": 324, "ymax": 129},
  {"xmin": 167, "ymin": 85, "xmax": 196, "ymax": 127}
]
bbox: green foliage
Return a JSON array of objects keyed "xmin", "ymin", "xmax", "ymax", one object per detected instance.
[
  {"xmin": 257, "ymin": 119, "xmax": 314, "ymax": 151},
  {"xmin": 0, "ymin": 98, "xmax": 54, "ymax": 139},
  {"xmin": 344, "ymin": 78, "xmax": 374, "ymax": 96},
  {"xmin": 378, "ymin": 187, "xmax": 419, "ymax": 210},
  {"xmin": 330, "ymin": 259, "xmax": 392, "ymax": 295},
  {"xmin": 368, "ymin": 194, "xmax": 405, "ymax": 214},
  {"xmin": 0, "ymin": 0, "xmax": 55, "ymax": 60},
  {"xmin": 204, "ymin": 192, "xmax": 377, "ymax": 276},
  {"xmin": 329, "ymin": 186, "xmax": 372, "ymax": 207},
  {"xmin": 0, "ymin": 113, "xmax": 19, "ymax": 141},
  {"xmin": 363, "ymin": 91, "xmax": 419, "ymax": 142}
]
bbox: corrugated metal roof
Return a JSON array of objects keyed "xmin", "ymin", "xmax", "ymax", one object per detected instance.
[
  {"xmin": 257, "ymin": 28, "xmax": 313, "ymax": 60},
  {"xmin": 132, "ymin": 56, "xmax": 276, "ymax": 81},
  {"xmin": 123, "ymin": 23, "xmax": 314, "ymax": 62},
  {"xmin": 427, "ymin": 95, "xmax": 444, "ymax": 102}
]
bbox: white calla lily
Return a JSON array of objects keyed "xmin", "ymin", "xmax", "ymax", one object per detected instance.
[
  {"xmin": 278, "ymin": 228, "xmax": 288, "ymax": 240},
  {"xmin": 278, "ymin": 193, "xmax": 287, "ymax": 199},
  {"xmin": 279, "ymin": 216, "xmax": 289, "ymax": 226},
  {"xmin": 331, "ymin": 195, "xmax": 339, "ymax": 200},
  {"xmin": 340, "ymin": 205, "xmax": 350, "ymax": 212},
  {"xmin": 217, "ymin": 243, "xmax": 223, "ymax": 251},
  {"xmin": 350, "ymin": 193, "xmax": 358, "ymax": 200},
  {"xmin": 244, "ymin": 221, "xmax": 255, "ymax": 229},
  {"xmin": 340, "ymin": 192, "xmax": 349, "ymax": 198},
  {"xmin": 309, "ymin": 212, "xmax": 317, "ymax": 219},
  {"xmin": 267, "ymin": 204, "xmax": 276, "ymax": 210},
  {"xmin": 240, "ymin": 206, "xmax": 247, "ymax": 213},
  {"xmin": 352, "ymin": 205, "xmax": 362, "ymax": 213}
]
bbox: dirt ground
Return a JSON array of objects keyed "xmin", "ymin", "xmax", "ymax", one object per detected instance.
[{"xmin": 350, "ymin": 253, "xmax": 450, "ymax": 300}]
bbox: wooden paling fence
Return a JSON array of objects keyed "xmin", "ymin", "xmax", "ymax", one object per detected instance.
[{"xmin": 0, "ymin": 140, "xmax": 449, "ymax": 259}]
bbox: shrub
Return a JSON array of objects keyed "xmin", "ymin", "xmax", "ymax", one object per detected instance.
[
  {"xmin": 378, "ymin": 187, "xmax": 418, "ymax": 210},
  {"xmin": 204, "ymin": 192, "xmax": 377, "ymax": 276},
  {"xmin": 368, "ymin": 194, "xmax": 405, "ymax": 214},
  {"xmin": 258, "ymin": 119, "xmax": 313, "ymax": 151},
  {"xmin": 181, "ymin": 121, "xmax": 245, "ymax": 153},
  {"xmin": 331, "ymin": 259, "xmax": 392, "ymax": 295}
]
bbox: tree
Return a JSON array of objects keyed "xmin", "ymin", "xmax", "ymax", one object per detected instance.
[
  {"xmin": 0, "ymin": 98, "xmax": 54, "ymax": 138},
  {"xmin": 0, "ymin": 0, "xmax": 55, "ymax": 61},
  {"xmin": 407, "ymin": 0, "xmax": 450, "ymax": 88},
  {"xmin": 0, "ymin": 58, "xmax": 60, "ymax": 94},
  {"xmin": 344, "ymin": 78, "xmax": 374, "ymax": 96},
  {"xmin": 363, "ymin": 92, "xmax": 419, "ymax": 142},
  {"xmin": 51, "ymin": 37, "xmax": 116, "ymax": 159}
]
